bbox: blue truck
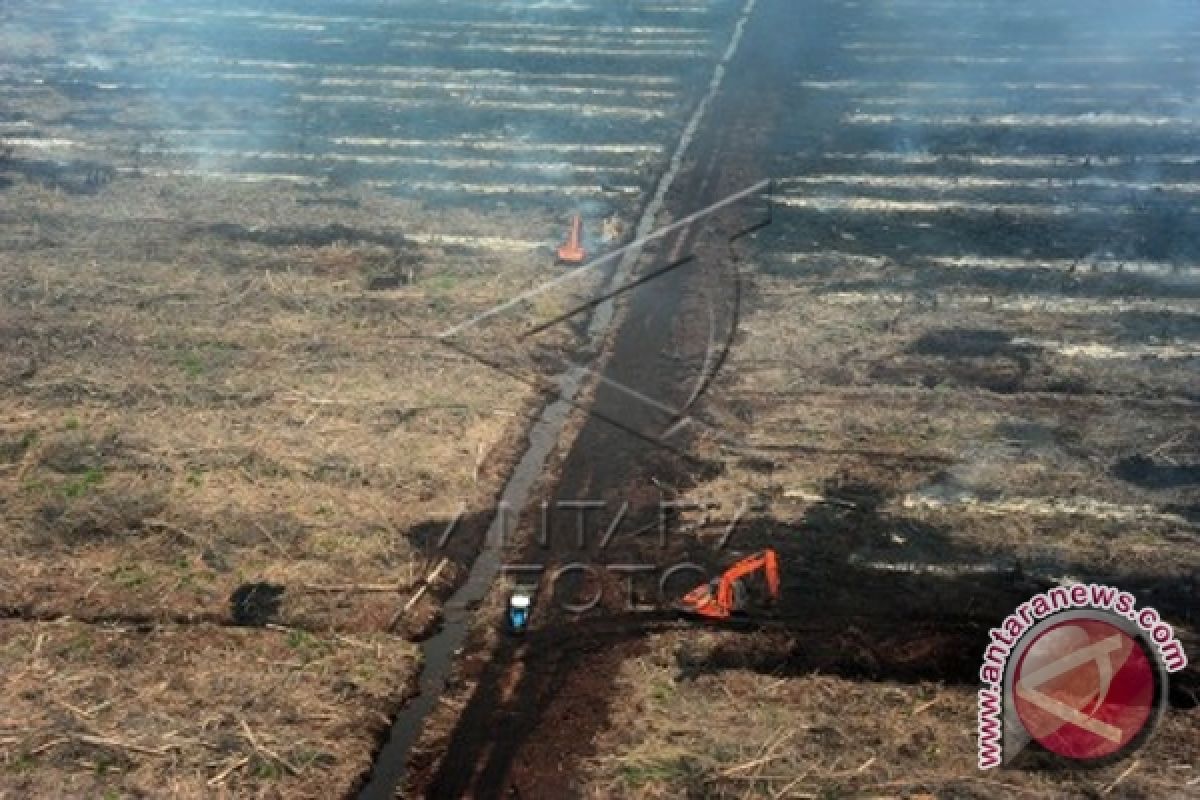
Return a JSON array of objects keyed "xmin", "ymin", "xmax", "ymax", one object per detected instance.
[{"xmin": 506, "ymin": 585, "xmax": 536, "ymax": 635}]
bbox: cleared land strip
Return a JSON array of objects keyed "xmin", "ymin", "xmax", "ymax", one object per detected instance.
[
  {"xmin": 324, "ymin": 137, "xmax": 663, "ymax": 155},
  {"xmin": 852, "ymin": 54, "xmax": 1197, "ymax": 66},
  {"xmin": 111, "ymin": 168, "xmax": 594, "ymax": 191},
  {"xmin": 902, "ymin": 493, "xmax": 1196, "ymax": 526},
  {"xmin": 94, "ymin": 61, "xmax": 685, "ymax": 85},
  {"xmin": 289, "ymin": 94, "xmax": 670, "ymax": 119},
  {"xmin": 109, "ymin": 148, "xmax": 647, "ymax": 175},
  {"xmin": 361, "ymin": 180, "xmax": 640, "ymax": 196},
  {"xmin": 845, "ymin": 112, "xmax": 1200, "ymax": 129},
  {"xmin": 110, "ymin": 12, "xmax": 714, "ymax": 48},
  {"xmin": 772, "ymin": 196, "xmax": 1192, "ymax": 216},
  {"xmin": 841, "ymin": 41, "xmax": 1198, "ymax": 52},
  {"xmin": 766, "ymin": 251, "xmax": 1200, "ymax": 277},
  {"xmin": 0, "ymin": 69, "xmax": 682, "ymax": 99},
  {"xmin": 779, "ymin": 174, "xmax": 1200, "ymax": 193},
  {"xmin": 135, "ymin": 10, "xmax": 711, "ymax": 34},
  {"xmin": 806, "ymin": 152, "xmax": 1200, "ymax": 168},
  {"xmin": 1011, "ymin": 338, "xmax": 1200, "ymax": 361},
  {"xmin": 816, "ymin": 290, "xmax": 1200, "ymax": 316},
  {"xmin": 0, "ymin": 132, "xmax": 663, "ymax": 157},
  {"xmin": 926, "ymin": 255, "xmax": 1200, "ymax": 278},
  {"xmin": 129, "ymin": 13, "xmax": 714, "ymax": 44},
  {"xmin": 800, "ymin": 80, "xmax": 1169, "ymax": 92},
  {"xmin": 849, "ymin": 96, "xmax": 1200, "ymax": 111}
]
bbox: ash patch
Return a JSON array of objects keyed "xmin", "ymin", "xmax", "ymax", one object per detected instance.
[
  {"xmin": 909, "ymin": 469, "xmax": 984, "ymax": 506},
  {"xmin": 5, "ymin": 159, "xmax": 116, "ymax": 195},
  {"xmin": 912, "ymin": 328, "xmax": 1036, "ymax": 361},
  {"xmin": 995, "ymin": 421, "xmax": 1059, "ymax": 450},
  {"xmin": 37, "ymin": 487, "xmax": 166, "ymax": 545},
  {"xmin": 39, "ymin": 431, "xmax": 123, "ymax": 474},
  {"xmin": 195, "ymin": 222, "xmax": 413, "ymax": 252},
  {"xmin": 1113, "ymin": 455, "xmax": 1200, "ymax": 490},
  {"xmin": 0, "ymin": 355, "xmax": 36, "ymax": 386},
  {"xmin": 230, "ymin": 582, "xmax": 285, "ymax": 627},
  {"xmin": 994, "ymin": 420, "xmax": 1088, "ymax": 460},
  {"xmin": 908, "ymin": 438, "xmax": 1058, "ymax": 507}
]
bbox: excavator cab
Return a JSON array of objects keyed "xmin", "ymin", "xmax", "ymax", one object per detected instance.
[
  {"xmin": 698, "ymin": 577, "xmax": 749, "ymax": 614},
  {"xmin": 677, "ymin": 549, "xmax": 780, "ymax": 622}
]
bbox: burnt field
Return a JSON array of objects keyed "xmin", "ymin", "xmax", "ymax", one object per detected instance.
[
  {"xmin": 1, "ymin": 0, "xmax": 1198, "ymax": 798},
  {"xmin": 0, "ymin": 0, "xmax": 740, "ymax": 209},
  {"xmin": 407, "ymin": 0, "xmax": 1200, "ymax": 798}
]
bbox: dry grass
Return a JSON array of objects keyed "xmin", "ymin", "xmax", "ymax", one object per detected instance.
[
  {"xmin": 0, "ymin": 619, "xmax": 419, "ymax": 799},
  {"xmin": 0, "ymin": 172, "xmax": 568, "ymax": 631},
  {"xmin": 0, "ymin": 165, "xmax": 592, "ymax": 793},
  {"xmin": 583, "ymin": 631, "xmax": 1199, "ymax": 799}
]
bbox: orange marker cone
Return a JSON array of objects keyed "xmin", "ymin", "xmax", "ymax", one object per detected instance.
[{"xmin": 557, "ymin": 214, "xmax": 586, "ymax": 265}]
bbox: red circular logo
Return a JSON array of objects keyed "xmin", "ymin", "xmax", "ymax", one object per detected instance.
[{"xmin": 1012, "ymin": 617, "xmax": 1156, "ymax": 761}]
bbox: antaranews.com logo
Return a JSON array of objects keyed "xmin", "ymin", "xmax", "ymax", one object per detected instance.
[{"xmin": 978, "ymin": 582, "xmax": 1189, "ymax": 769}]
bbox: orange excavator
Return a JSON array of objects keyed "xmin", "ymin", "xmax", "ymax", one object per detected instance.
[
  {"xmin": 556, "ymin": 214, "xmax": 586, "ymax": 265},
  {"xmin": 676, "ymin": 549, "xmax": 781, "ymax": 621}
]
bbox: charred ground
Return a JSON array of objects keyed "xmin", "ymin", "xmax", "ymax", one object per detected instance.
[{"xmin": 411, "ymin": 0, "xmax": 1198, "ymax": 798}]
